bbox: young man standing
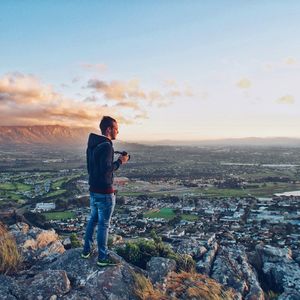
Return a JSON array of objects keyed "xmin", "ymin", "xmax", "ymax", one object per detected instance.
[{"xmin": 82, "ymin": 116, "xmax": 129, "ymax": 266}]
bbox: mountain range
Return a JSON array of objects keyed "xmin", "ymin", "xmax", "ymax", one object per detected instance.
[
  {"xmin": 1, "ymin": 125, "xmax": 300, "ymax": 147},
  {"xmin": 0, "ymin": 125, "xmax": 93, "ymax": 145}
]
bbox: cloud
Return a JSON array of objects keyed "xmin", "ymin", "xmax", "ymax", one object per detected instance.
[
  {"xmin": 87, "ymin": 79, "xmax": 147, "ymax": 101},
  {"xmin": 0, "ymin": 73, "xmax": 133, "ymax": 126},
  {"xmin": 81, "ymin": 63, "xmax": 107, "ymax": 73},
  {"xmin": 284, "ymin": 57, "xmax": 297, "ymax": 65},
  {"xmin": 236, "ymin": 78, "xmax": 252, "ymax": 89},
  {"xmin": 263, "ymin": 57, "xmax": 298, "ymax": 71},
  {"xmin": 276, "ymin": 95, "xmax": 295, "ymax": 104},
  {"xmin": 164, "ymin": 79, "xmax": 178, "ymax": 87},
  {"xmin": 87, "ymin": 78, "xmax": 193, "ymax": 110}
]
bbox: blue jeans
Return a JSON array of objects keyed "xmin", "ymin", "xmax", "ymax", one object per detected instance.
[{"xmin": 83, "ymin": 192, "xmax": 115, "ymax": 260}]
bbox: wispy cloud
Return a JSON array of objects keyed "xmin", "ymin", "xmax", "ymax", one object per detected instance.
[
  {"xmin": 80, "ymin": 63, "xmax": 107, "ymax": 73},
  {"xmin": 263, "ymin": 57, "xmax": 298, "ymax": 71},
  {"xmin": 87, "ymin": 79, "xmax": 146, "ymax": 101},
  {"xmin": 0, "ymin": 73, "xmax": 131, "ymax": 126},
  {"xmin": 284, "ymin": 57, "xmax": 297, "ymax": 65},
  {"xmin": 87, "ymin": 78, "xmax": 190, "ymax": 109},
  {"xmin": 163, "ymin": 79, "xmax": 178, "ymax": 87},
  {"xmin": 236, "ymin": 78, "xmax": 252, "ymax": 89},
  {"xmin": 276, "ymin": 95, "xmax": 295, "ymax": 104}
]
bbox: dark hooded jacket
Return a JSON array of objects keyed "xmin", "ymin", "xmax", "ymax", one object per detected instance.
[{"xmin": 86, "ymin": 133, "xmax": 121, "ymax": 193}]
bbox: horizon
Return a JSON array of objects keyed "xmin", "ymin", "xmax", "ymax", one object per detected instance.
[{"xmin": 1, "ymin": 1, "xmax": 300, "ymax": 141}]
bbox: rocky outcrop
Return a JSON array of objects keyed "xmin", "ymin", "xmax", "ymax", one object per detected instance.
[
  {"xmin": 173, "ymin": 238, "xmax": 208, "ymax": 259},
  {"xmin": 146, "ymin": 257, "xmax": 176, "ymax": 285},
  {"xmin": 211, "ymin": 245, "xmax": 264, "ymax": 300},
  {"xmin": 256, "ymin": 244, "xmax": 300, "ymax": 298},
  {"xmin": 196, "ymin": 241, "xmax": 218, "ymax": 275},
  {"xmin": 0, "ymin": 274, "xmax": 24, "ymax": 300},
  {"xmin": 1, "ymin": 247, "xmax": 143, "ymax": 300},
  {"xmin": 4, "ymin": 223, "xmax": 300, "ymax": 299},
  {"xmin": 20, "ymin": 270, "xmax": 71, "ymax": 300},
  {"xmin": 9, "ymin": 223, "xmax": 65, "ymax": 266}
]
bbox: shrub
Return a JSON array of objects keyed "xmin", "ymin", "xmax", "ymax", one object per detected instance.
[
  {"xmin": 117, "ymin": 242, "xmax": 142, "ymax": 267},
  {"xmin": 70, "ymin": 233, "xmax": 81, "ymax": 248},
  {"xmin": 170, "ymin": 253, "xmax": 196, "ymax": 273},
  {"xmin": 0, "ymin": 222, "xmax": 22, "ymax": 274},
  {"xmin": 116, "ymin": 236, "xmax": 196, "ymax": 271}
]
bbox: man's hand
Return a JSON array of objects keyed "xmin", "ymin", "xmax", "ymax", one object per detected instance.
[{"xmin": 118, "ymin": 154, "xmax": 129, "ymax": 164}]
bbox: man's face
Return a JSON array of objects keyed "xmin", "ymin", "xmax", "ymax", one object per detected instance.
[{"xmin": 110, "ymin": 122, "xmax": 119, "ymax": 140}]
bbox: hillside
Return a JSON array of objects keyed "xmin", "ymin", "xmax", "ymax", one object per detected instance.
[{"xmin": 0, "ymin": 125, "xmax": 94, "ymax": 145}]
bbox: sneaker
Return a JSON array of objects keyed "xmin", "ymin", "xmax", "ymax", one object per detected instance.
[
  {"xmin": 97, "ymin": 258, "xmax": 118, "ymax": 267},
  {"xmin": 81, "ymin": 251, "xmax": 91, "ymax": 259}
]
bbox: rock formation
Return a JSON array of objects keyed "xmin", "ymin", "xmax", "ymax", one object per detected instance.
[{"xmin": 2, "ymin": 222, "xmax": 300, "ymax": 299}]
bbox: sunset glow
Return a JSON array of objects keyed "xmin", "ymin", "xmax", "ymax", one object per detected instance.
[{"xmin": 1, "ymin": 1, "xmax": 300, "ymax": 142}]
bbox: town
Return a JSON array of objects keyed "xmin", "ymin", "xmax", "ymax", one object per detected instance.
[{"xmin": 1, "ymin": 143, "xmax": 300, "ymax": 298}]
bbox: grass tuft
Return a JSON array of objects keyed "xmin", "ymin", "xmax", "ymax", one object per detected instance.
[
  {"xmin": 133, "ymin": 271, "xmax": 237, "ymax": 300},
  {"xmin": 0, "ymin": 222, "xmax": 22, "ymax": 274}
]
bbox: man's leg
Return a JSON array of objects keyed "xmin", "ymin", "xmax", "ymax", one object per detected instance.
[
  {"xmin": 82, "ymin": 193, "xmax": 98, "ymax": 256},
  {"xmin": 96, "ymin": 193, "xmax": 115, "ymax": 261}
]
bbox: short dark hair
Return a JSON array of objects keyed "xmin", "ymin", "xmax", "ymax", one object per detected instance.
[{"xmin": 99, "ymin": 116, "xmax": 117, "ymax": 135}]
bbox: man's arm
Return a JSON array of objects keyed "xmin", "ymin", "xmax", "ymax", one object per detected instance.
[
  {"xmin": 101, "ymin": 143, "xmax": 122, "ymax": 172},
  {"xmin": 86, "ymin": 148, "xmax": 90, "ymax": 174}
]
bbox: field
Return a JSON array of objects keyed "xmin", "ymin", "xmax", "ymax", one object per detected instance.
[
  {"xmin": 42, "ymin": 211, "xmax": 75, "ymax": 220},
  {"xmin": 144, "ymin": 208, "xmax": 175, "ymax": 220},
  {"xmin": 181, "ymin": 214, "xmax": 199, "ymax": 221},
  {"xmin": 0, "ymin": 182, "xmax": 31, "ymax": 192}
]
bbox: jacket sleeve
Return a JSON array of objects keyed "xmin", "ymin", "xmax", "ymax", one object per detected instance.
[
  {"xmin": 102, "ymin": 144, "xmax": 122, "ymax": 172},
  {"xmin": 86, "ymin": 148, "xmax": 90, "ymax": 174}
]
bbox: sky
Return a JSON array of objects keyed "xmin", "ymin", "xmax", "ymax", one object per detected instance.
[{"xmin": 1, "ymin": 1, "xmax": 300, "ymax": 142}]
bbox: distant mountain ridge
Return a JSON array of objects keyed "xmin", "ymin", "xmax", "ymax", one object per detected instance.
[
  {"xmin": 0, "ymin": 125, "xmax": 94, "ymax": 145},
  {"xmin": 141, "ymin": 137, "xmax": 300, "ymax": 147},
  {"xmin": 1, "ymin": 125, "xmax": 300, "ymax": 147}
]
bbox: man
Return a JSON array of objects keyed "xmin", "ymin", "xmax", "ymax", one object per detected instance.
[{"xmin": 82, "ymin": 116, "xmax": 129, "ymax": 267}]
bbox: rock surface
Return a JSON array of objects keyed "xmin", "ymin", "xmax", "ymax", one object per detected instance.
[
  {"xmin": 20, "ymin": 270, "xmax": 71, "ymax": 300},
  {"xmin": 211, "ymin": 245, "xmax": 264, "ymax": 300},
  {"xmin": 3, "ymin": 223, "xmax": 300, "ymax": 299},
  {"xmin": 146, "ymin": 256, "xmax": 176, "ymax": 284},
  {"xmin": 9, "ymin": 222, "xmax": 65, "ymax": 265},
  {"xmin": 256, "ymin": 244, "xmax": 300, "ymax": 297},
  {"xmin": 196, "ymin": 241, "xmax": 218, "ymax": 275},
  {"xmin": 0, "ymin": 274, "xmax": 24, "ymax": 300}
]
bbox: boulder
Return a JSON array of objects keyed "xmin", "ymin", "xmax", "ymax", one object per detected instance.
[
  {"xmin": 256, "ymin": 244, "xmax": 300, "ymax": 298},
  {"xmin": 0, "ymin": 275, "xmax": 24, "ymax": 300},
  {"xmin": 196, "ymin": 241, "xmax": 218, "ymax": 275},
  {"xmin": 63, "ymin": 237, "xmax": 72, "ymax": 250},
  {"xmin": 44, "ymin": 248, "xmax": 142, "ymax": 299},
  {"xmin": 9, "ymin": 222, "xmax": 65, "ymax": 265},
  {"xmin": 211, "ymin": 245, "xmax": 264, "ymax": 300},
  {"xmin": 20, "ymin": 270, "xmax": 71, "ymax": 300},
  {"xmin": 278, "ymin": 289, "xmax": 300, "ymax": 300},
  {"xmin": 172, "ymin": 238, "xmax": 207, "ymax": 259},
  {"xmin": 146, "ymin": 257, "xmax": 176, "ymax": 284},
  {"xmin": 256, "ymin": 244, "xmax": 292, "ymax": 263}
]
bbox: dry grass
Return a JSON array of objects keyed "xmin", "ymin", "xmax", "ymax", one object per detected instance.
[
  {"xmin": 134, "ymin": 271, "xmax": 237, "ymax": 300},
  {"xmin": 133, "ymin": 272, "xmax": 168, "ymax": 300},
  {"xmin": 165, "ymin": 272, "xmax": 237, "ymax": 300},
  {"xmin": 0, "ymin": 222, "xmax": 22, "ymax": 274},
  {"xmin": 36, "ymin": 230, "xmax": 58, "ymax": 248}
]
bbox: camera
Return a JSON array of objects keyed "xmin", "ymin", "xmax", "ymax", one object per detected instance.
[{"xmin": 114, "ymin": 151, "xmax": 131, "ymax": 161}]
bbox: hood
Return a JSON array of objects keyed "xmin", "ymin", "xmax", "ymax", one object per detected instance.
[{"xmin": 87, "ymin": 133, "xmax": 112, "ymax": 148}]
